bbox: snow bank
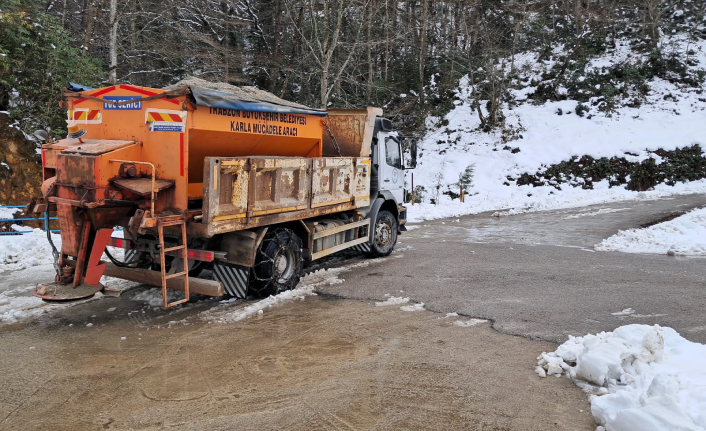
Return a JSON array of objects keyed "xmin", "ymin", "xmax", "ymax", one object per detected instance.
[
  {"xmin": 0, "ymin": 228, "xmax": 126, "ymax": 274},
  {"xmin": 130, "ymin": 288, "xmax": 185, "ymax": 308},
  {"xmin": 399, "ymin": 302, "xmax": 425, "ymax": 312},
  {"xmin": 454, "ymin": 318, "xmax": 488, "ymax": 327},
  {"xmin": 0, "ymin": 285, "xmax": 48, "ymax": 324},
  {"xmin": 200, "ymin": 276, "xmax": 321, "ymax": 323},
  {"xmin": 0, "ymin": 207, "xmax": 20, "ymax": 220},
  {"xmin": 596, "ymin": 207, "xmax": 706, "ymax": 256},
  {"xmin": 375, "ymin": 296, "xmax": 409, "ymax": 306},
  {"xmin": 0, "ymin": 228, "xmax": 60, "ymax": 273},
  {"xmin": 0, "ymin": 283, "xmax": 96, "ymax": 324},
  {"xmin": 200, "ymin": 267, "xmax": 344, "ymax": 323},
  {"xmin": 536, "ymin": 325, "xmax": 706, "ymax": 431}
]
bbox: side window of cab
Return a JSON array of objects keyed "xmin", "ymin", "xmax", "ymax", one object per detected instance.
[{"xmin": 385, "ymin": 137, "xmax": 402, "ymax": 169}]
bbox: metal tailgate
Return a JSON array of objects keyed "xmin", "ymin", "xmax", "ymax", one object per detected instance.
[{"xmin": 203, "ymin": 156, "xmax": 370, "ymax": 232}]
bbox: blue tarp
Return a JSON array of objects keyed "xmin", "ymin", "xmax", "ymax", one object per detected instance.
[
  {"xmin": 190, "ymin": 87, "xmax": 327, "ymax": 117},
  {"xmin": 67, "ymin": 82, "xmax": 94, "ymax": 92}
]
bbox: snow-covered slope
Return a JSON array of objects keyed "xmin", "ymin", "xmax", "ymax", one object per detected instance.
[{"xmin": 408, "ymin": 37, "xmax": 706, "ymax": 222}]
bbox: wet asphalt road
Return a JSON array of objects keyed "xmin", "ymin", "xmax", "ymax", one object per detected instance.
[{"xmin": 318, "ymin": 194, "xmax": 706, "ymax": 344}]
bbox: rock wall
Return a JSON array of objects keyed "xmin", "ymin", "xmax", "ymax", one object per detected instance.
[{"xmin": 0, "ymin": 113, "xmax": 43, "ymax": 205}]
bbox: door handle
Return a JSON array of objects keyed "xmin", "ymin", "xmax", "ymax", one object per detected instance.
[{"xmin": 384, "ymin": 179, "xmax": 391, "ymax": 182}]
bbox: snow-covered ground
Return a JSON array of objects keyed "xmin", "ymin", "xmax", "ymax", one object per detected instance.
[
  {"xmin": 0, "ymin": 228, "xmax": 60, "ymax": 274},
  {"xmin": 408, "ymin": 37, "xmax": 706, "ymax": 223},
  {"xmin": 0, "ymin": 207, "xmax": 20, "ymax": 220},
  {"xmin": 536, "ymin": 325, "xmax": 706, "ymax": 431},
  {"xmin": 0, "ymin": 226, "xmax": 135, "ymax": 324},
  {"xmin": 375, "ymin": 295, "xmax": 410, "ymax": 307},
  {"xmin": 596, "ymin": 207, "xmax": 706, "ymax": 256}
]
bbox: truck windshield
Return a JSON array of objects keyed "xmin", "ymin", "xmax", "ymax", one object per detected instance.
[{"xmin": 385, "ymin": 137, "xmax": 402, "ymax": 169}]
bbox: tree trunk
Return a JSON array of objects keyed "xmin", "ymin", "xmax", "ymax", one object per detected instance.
[
  {"xmin": 269, "ymin": 0, "xmax": 283, "ymax": 93},
  {"xmin": 320, "ymin": 58, "xmax": 330, "ymax": 108},
  {"xmin": 418, "ymin": 0, "xmax": 428, "ymax": 105},
  {"xmin": 61, "ymin": 0, "xmax": 68, "ymax": 27},
  {"xmin": 366, "ymin": 0, "xmax": 374, "ymax": 103},
  {"xmin": 384, "ymin": 0, "xmax": 389, "ymax": 81},
  {"xmin": 108, "ymin": 0, "xmax": 118, "ymax": 84},
  {"xmin": 81, "ymin": 0, "xmax": 96, "ymax": 57}
]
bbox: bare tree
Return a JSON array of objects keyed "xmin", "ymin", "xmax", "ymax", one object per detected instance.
[{"xmin": 287, "ymin": 0, "xmax": 370, "ymax": 108}]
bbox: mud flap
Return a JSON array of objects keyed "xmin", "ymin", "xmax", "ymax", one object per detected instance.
[
  {"xmin": 213, "ymin": 261, "xmax": 249, "ymax": 299},
  {"xmin": 349, "ymin": 243, "xmax": 372, "ymax": 254}
]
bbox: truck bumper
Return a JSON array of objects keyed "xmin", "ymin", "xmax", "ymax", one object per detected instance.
[{"xmin": 398, "ymin": 205, "xmax": 407, "ymax": 232}]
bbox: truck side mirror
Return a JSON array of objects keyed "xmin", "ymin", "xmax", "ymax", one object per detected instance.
[
  {"xmin": 33, "ymin": 130, "xmax": 49, "ymax": 141},
  {"xmin": 408, "ymin": 138, "xmax": 418, "ymax": 169}
]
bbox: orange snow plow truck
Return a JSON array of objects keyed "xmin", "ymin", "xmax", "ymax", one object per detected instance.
[{"xmin": 30, "ymin": 79, "xmax": 416, "ymax": 307}]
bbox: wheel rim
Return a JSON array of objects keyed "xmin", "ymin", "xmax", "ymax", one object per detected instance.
[
  {"xmin": 273, "ymin": 247, "xmax": 296, "ymax": 284},
  {"xmin": 375, "ymin": 217, "xmax": 393, "ymax": 248}
]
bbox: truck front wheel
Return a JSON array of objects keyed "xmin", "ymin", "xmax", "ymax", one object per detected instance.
[
  {"xmin": 370, "ymin": 210, "xmax": 398, "ymax": 257},
  {"xmin": 251, "ymin": 229, "xmax": 303, "ymax": 297}
]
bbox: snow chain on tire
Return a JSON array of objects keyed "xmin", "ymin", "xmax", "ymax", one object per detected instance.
[{"xmin": 250, "ymin": 228, "xmax": 303, "ymax": 298}]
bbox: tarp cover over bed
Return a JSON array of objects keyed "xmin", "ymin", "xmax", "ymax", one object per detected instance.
[
  {"xmin": 189, "ymin": 87, "xmax": 327, "ymax": 117},
  {"xmin": 166, "ymin": 77, "xmax": 328, "ymax": 117},
  {"xmin": 67, "ymin": 77, "xmax": 328, "ymax": 117}
]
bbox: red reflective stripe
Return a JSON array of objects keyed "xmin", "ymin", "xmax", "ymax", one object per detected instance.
[
  {"xmin": 73, "ymin": 111, "xmax": 83, "ymax": 120},
  {"xmin": 120, "ymin": 84, "xmax": 180, "ymax": 105},
  {"xmin": 119, "ymin": 84, "xmax": 157, "ymax": 96},
  {"xmin": 73, "ymin": 86, "xmax": 116, "ymax": 105},
  {"xmin": 41, "ymin": 150, "xmax": 46, "ymax": 167},
  {"xmin": 151, "ymin": 112, "xmax": 164, "ymax": 121},
  {"xmin": 87, "ymin": 110, "xmax": 99, "ymax": 120},
  {"xmin": 179, "ymin": 133, "xmax": 184, "ymax": 177},
  {"xmin": 90, "ymin": 86, "xmax": 117, "ymax": 97},
  {"xmin": 169, "ymin": 113, "xmax": 182, "ymax": 122},
  {"xmin": 108, "ymin": 237, "xmax": 133, "ymax": 249},
  {"xmin": 183, "ymin": 249, "xmax": 214, "ymax": 262}
]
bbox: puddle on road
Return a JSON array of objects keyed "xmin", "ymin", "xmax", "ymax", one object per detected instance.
[{"xmin": 0, "ymin": 296, "xmax": 595, "ymax": 431}]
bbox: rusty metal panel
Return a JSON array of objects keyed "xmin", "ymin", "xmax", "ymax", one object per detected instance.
[
  {"xmin": 203, "ymin": 156, "xmax": 370, "ymax": 236},
  {"xmin": 322, "ymin": 108, "xmax": 381, "ymax": 157},
  {"xmin": 113, "ymin": 178, "xmax": 174, "ymax": 196},
  {"xmin": 61, "ymin": 140, "xmax": 136, "ymax": 155},
  {"xmin": 312, "ymin": 157, "xmax": 370, "ymax": 209},
  {"xmin": 353, "ymin": 158, "xmax": 371, "ymax": 208},
  {"xmin": 205, "ymin": 200, "xmax": 360, "ymax": 237},
  {"xmin": 248, "ymin": 157, "xmax": 309, "ymax": 216},
  {"xmin": 203, "ymin": 157, "xmax": 250, "ymax": 224}
]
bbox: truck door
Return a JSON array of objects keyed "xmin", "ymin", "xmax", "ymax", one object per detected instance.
[{"xmin": 378, "ymin": 134, "xmax": 404, "ymax": 204}]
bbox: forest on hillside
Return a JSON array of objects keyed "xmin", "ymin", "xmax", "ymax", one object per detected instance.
[{"xmin": 1, "ymin": 0, "xmax": 705, "ymax": 137}]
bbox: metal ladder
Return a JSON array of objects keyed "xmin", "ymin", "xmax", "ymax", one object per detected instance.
[{"xmin": 158, "ymin": 218, "xmax": 190, "ymax": 307}]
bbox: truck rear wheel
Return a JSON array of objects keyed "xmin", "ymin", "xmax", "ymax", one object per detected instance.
[
  {"xmin": 250, "ymin": 229, "xmax": 303, "ymax": 297},
  {"xmin": 370, "ymin": 210, "xmax": 398, "ymax": 257}
]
